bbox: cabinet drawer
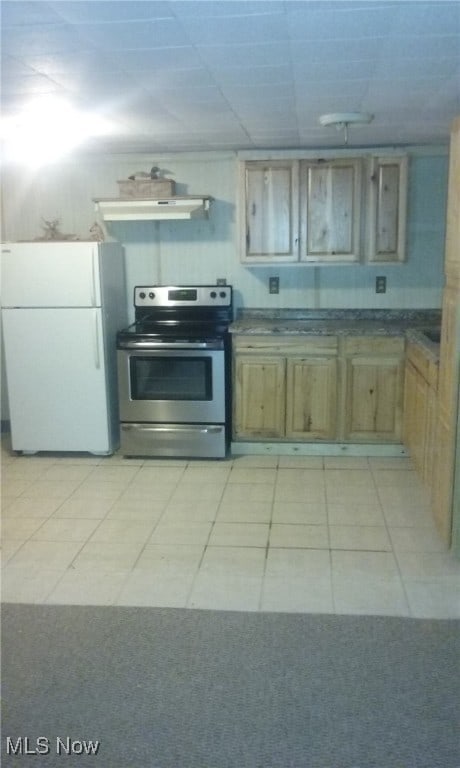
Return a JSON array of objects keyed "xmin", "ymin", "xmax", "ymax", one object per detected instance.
[
  {"xmin": 233, "ymin": 334, "xmax": 338, "ymax": 356},
  {"xmin": 407, "ymin": 342, "xmax": 439, "ymax": 390},
  {"xmin": 342, "ymin": 336, "xmax": 404, "ymax": 356}
]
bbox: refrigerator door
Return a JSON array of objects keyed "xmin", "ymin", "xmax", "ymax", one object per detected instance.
[
  {"xmin": 1, "ymin": 243, "xmax": 101, "ymax": 308},
  {"xmin": 2, "ymin": 307, "xmax": 112, "ymax": 453}
]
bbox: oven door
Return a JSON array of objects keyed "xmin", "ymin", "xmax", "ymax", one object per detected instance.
[{"xmin": 117, "ymin": 340, "xmax": 226, "ymax": 424}]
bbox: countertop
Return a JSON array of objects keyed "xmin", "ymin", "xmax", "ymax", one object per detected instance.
[{"xmin": 230, "ymin": 308, "xmax": 442, "ymax": 358}]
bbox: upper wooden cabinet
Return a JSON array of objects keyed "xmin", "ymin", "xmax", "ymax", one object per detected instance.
[
  {"xmin": 300, "ymin": 159, "xmax": 362, "ymax": 263},
  {"xmin": 239, "ymin": 153, "xmax": 408, "ymax": 265},
  {"xmin": 243, "ymin": 161, "xmax": 299, "ymax": 263},
  {"xmin": 367, "ymin": 156, "xmax": 408, "ymax": 263}
]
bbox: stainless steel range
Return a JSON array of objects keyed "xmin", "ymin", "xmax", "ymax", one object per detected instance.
[{"xmin": 117, "ymin": 285, "xmax": 233, "ymax": 458}]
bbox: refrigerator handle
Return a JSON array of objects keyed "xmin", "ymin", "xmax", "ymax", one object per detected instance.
[
  {"xmin": 93, "ymin": 311, "xmax": 101, "ymax": 369},
  {"xmin": 91, "ymin": 249, "xmax": 97, "ymax": 306}
]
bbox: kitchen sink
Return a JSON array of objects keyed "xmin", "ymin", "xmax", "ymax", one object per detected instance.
[{"xmin": 422, "ymin": 328, "xmax": 441, "ymax": 344}]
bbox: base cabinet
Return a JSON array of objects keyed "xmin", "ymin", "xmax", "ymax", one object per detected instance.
[
  {"xmin": 233, "ymin": 334, "xmax": 405, "ymax": 444},
  {"xmin": 432, "ymin": 417, "xmax": 456, "ymax": 543},
  {"xmin": 404, "ymin": 361, "xmax": 428, "ymax": 474},
  {"xmin": 403, "ymin": 341, "xmax": 439, "ymax": 502},
  {"xmin": 233, "ymin": 336, "xmax": 338, "ymax": 441},
  {"xmin": 285, "ymin": 357, "xmax": 338, "ymax": 440},
  {"xmin": 403, "ymin": 343, "xmax": 445, "ymax": 516},
  {"xmin": 424, "ymin": 385, "xmax": 438, "ymax": 491},
  {"xmin": 234, "ymin": 356, "xmax": 285, "ymax": 439},
  {"xmin": 343, "ymin": 337, "xmax": 405, "ymax": 442}
]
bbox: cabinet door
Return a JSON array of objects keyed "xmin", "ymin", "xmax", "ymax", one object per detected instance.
[
  {"xmin": 241, "ymin": 161, "xmax": 299, "ymax": 262},
  {"xmin": 300, "ymin": 159, "xmax": 361, "ymax": 262},
  {"xmin": 405, "ymin": 361, "xmax": 428, "ymax": 475},
  {"xmin": 403, "ymin": 359, "xmax": 418, "ymax": 456},
  {"xmin": 233, "ymin": 356, "xmax": 285, "ymax": 438},
  {"xmin": 403, "ymin": 355, "xmax": 438, "ymax": 493},
  {"xmin": 423, "ymin": 384, "xmax": 438, "ymax": 491},
  {"xmin": 285, "ymin": 357, "xmax": 337, "ymax": 440},
  {"xmin": 445, "ymin": 117, "xmax": 460, "ymax": 279},
  {"xmin": 432, "ymin": 416, "xmax": 455, "ymax": 545},
  {"xmin": 345, "ymin": 356, "xmax": 404, "ymax": 441},
  {"xmin": 367, "ymin": 156, "xmax": 408, "ymax": 263}
]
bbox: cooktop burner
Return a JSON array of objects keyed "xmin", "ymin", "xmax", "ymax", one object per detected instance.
[{"xmin": 118, "ymin": 284, "xmax": 234, "ymax": 343}]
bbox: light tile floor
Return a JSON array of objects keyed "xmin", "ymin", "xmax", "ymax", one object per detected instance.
[{"xmin": 2, "ymin": 438, "xmax": 459, "ymax": 618}]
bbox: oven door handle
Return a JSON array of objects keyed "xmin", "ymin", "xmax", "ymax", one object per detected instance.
[
  {"xmin": 118, "ymin": 340, "xmax": 222, "ymax": 350},
  {"xmin": 122, "ymin": 425, "xmax": 223, "ymax": 434}
]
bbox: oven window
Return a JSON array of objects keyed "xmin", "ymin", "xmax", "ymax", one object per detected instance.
[{"xmin": 130, "ymin": 356, "xmax": 213, "ymax": 401}]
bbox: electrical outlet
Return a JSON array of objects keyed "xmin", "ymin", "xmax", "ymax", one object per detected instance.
[
  {"xmin": 376, "ymin": 276, "xmax": 387, "ymax": 294},
  {"xmin": 216, "ymin": 278, "xmax": 227, "ymax": 286},
  {"xmin": 269, "ymin": 276, "xmax": 280, "ymax": 294}
]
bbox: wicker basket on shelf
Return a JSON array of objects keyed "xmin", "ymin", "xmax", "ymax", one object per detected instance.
[{"xmin": 117, "ymin": 178, "xmax": 175, "ymax": 198}]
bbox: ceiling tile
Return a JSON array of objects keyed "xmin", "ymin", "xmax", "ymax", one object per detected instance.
[
  {"xmin": 392, "ymin": 2, "xmax": 460, "ymax": 35},
  {"xmin": 209, "ymin": 64, "xmax": 292, "ymax": 87},
  {"xmin": 1, "ymin": 22, "xmax": 87, "ymax": 56},
  {"xmin": 75, "ymin": 19, "xmax": 189, "ymax": 50},
  {"xmin": 286, "ymin": 4, "xmax": 396, "ymax": 40},
  {"xmin": 49, "ymin": 1, "xmax": 174, "ymax": 23},
  {"xmin": 171, "ymin": 1, "xmax": 285, "ymax": 17},
  {"xmin": 1, "ymin": 1, "xmax": 62, "ymax": 26},
  {"xmin": 110, "ymin": 47, "xmax": 204, "ymax": 72},
  {"xmin": 196, "ymin": 41, "xmax": 291, "ymax": 69},
  {"xmin": 177, "ymin": 11, "xmax": 289, "ymax": 46}
]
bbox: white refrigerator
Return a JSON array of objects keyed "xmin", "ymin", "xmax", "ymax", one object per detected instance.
[{"xmin": 1, "ymin": 242, "xmax": 127, "ymax": 454}]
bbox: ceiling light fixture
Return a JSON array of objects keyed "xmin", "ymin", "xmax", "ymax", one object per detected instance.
[
  {"xmin": 0, "ymin": 96, "xmax": 113, "ymax": 166},
  {"xmin": 319, "ymin": 112, "xmax": 374, "ymax": 145}
]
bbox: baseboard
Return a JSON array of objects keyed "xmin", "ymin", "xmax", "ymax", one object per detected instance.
[{"xmin": 231, "ymin": 441, "xmax": 409, "ymax": 457}]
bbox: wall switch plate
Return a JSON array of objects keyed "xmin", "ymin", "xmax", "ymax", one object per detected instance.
[
  {"xmin": 216, "ymin": 278, "xmax": 227, "ymax": 286},
  {"xmin": 269, "ymin": 276, "xmax": 280, "ymax": 294},
  {"xmin": 376, "ymin": 276, "xmax": 387, "ymax": 293}
]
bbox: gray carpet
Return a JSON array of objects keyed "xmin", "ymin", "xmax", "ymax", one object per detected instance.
[{"xmin": 1, "ymin": 604, "xmax": 459, "ymax": 768}]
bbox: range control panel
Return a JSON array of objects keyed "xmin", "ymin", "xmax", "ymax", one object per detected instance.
[{"xmin": 134, "ymin": 285, "xmax": 232, "ymax": 308}]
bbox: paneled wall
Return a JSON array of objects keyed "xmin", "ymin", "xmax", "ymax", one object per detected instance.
[{"xmin": 1, "ymin": 148, "xmax": 448, "ymax": 320}]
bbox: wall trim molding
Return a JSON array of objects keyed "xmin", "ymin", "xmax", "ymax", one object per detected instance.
[{"xmin": 231, "ymin": 442, "xmax": 409, "ymax": 457}]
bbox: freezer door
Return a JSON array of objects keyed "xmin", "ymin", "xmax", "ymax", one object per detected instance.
[
  {"xmin": 1, "ymin": 242, "xmax": 101, "ymax": 307},
  {"xmin": 2, "ymin": 307, "xmax": 113, "ymax": 453}
]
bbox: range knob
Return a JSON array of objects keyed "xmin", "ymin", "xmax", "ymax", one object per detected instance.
[
  {"xmin": 139, "ymin": 291, "xmax": 146, "ymax": 299},
  {"xmin": 149, "ymin": 291, "xmax": 155, "ymax": 299},
  {"xmin": 219, "ymin": 291, "xmax": 227, "ymax": 299},
  {"xmin": 210, "ymin": 291, "xmax": 217, "ymax": 299}
]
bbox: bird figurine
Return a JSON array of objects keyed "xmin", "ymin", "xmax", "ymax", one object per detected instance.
[{"xmin": 128, "ymin": 166, "xmax": 173, "ymax": 181}]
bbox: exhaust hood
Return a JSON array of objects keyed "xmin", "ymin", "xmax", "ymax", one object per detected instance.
[{"xmin": 93, "ymin": 196, "xmax": 211, "ymax": 222}]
